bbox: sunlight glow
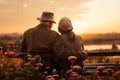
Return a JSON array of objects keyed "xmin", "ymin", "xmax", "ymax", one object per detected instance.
[
  {"xmin": 23, "ymin": 4, "xmax": 28, "ymax": 8},
  {"xmin": 72, "ymin": 22, "xmax": 81, "ymax": 34},
  {"xmin": 1, "ymin": 0, "xmax": 120, "ymax": 34}
]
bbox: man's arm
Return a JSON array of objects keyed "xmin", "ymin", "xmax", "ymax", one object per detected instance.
[{"xmin": 21, "ymin": 32, "xmax": 27, "ymax": 53}]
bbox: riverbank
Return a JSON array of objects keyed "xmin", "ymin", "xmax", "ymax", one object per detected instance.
[{"xmin": 80, "ymin": 33, "xmax": 120, "ymax": 45}]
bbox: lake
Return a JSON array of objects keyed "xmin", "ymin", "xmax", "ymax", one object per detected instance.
[{"xmin": 84, "ymin": 44, "xmax": 120, "ymax": 51}]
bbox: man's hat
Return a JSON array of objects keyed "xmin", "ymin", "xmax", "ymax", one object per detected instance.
[{"xmin": 37, "ymin": 11, "xmax": 56, "ymax": 23}]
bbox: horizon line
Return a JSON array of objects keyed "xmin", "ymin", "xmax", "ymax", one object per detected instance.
[{"xmin": 0, "ymin": 32, "xmax": 120, "ymax": 35}]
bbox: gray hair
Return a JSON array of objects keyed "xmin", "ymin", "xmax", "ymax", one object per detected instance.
[
  {"xmin": 40, "ymin": 21, "xmax": 49, "ymax": 25},
  {"xmin": 58, "ymin": 17, "xmax": 73, "ymax": 32}
]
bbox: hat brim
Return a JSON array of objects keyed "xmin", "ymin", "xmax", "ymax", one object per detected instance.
[{"xmin": 37, "ymin": 18, "xmax": 56, "ymax": 23}]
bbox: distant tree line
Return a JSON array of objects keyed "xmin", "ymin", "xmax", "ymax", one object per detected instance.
[
  {"xmin": 80, "ymin": 33, "xmax": 120, "ymax": 44},
  {"xmin": 0, "ymin": 32, "xmax": 120, "ymax": 52}
]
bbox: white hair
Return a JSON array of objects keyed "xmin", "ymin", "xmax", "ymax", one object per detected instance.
[{"xmin": 40, "ymin": 21, "xmax": 49, "ymax": 25}]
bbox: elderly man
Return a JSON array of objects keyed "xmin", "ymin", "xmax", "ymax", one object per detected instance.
[{"xmin": 21, "ymin": 11, "xmax": 60, "ymax": 74}]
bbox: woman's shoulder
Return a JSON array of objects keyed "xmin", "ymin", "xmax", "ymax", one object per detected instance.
[{"xmin": 75, "ymin": 35, "xmax": 82, "ymax": 40}]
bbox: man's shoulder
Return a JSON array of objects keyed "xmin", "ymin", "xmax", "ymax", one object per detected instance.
[
  {"xmin": 24, "ymin": 27, "xmax": 36, "ymax": 34},
  {"xmin": 49, "ymin": 30, "xmax": 59, "ymax": 35},
  {"xmin": 48, "ymin": 30, "xmax": 60, "ymax": 40}
]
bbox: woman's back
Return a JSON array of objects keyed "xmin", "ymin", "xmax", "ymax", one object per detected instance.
[{"xmin": 61, "ymin": 31, "xmax": 84, "ymax": 51}]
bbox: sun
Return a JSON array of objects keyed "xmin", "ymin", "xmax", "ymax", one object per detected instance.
[{"xmin": 72, "ymin": 22, "xmax": 83, "ymax": 34}]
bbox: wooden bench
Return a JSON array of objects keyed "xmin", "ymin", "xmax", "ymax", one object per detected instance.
[
  {"xmin": 82, "ymin": 50, "xmax": 120, "ymax": 75},
  {"xmin": 17, "ymin": 50, "xmax": 120, "ymax": 76}
]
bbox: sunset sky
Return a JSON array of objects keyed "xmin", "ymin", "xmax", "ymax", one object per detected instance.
[{"xmin": 0, "ymin": 0, "xmax": 120, "ymax": 34}]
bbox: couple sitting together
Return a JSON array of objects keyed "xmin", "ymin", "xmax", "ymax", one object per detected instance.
[{"xmin": 21, "ymin": 11, "xmax": 88, "ymax": 76}]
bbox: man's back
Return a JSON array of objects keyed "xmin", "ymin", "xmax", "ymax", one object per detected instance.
[
  {"xmin": 21, "ymin": 11, "xmax": 62, "ymax": 75},
  {"xmin": 21, "ymin": 24, "xmax": 59, "ymax": 54}
]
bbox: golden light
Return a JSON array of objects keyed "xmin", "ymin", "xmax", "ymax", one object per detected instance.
[
  {"xmin": 23, "ymin": 4, "xmax": 28, "ymax": 8},
  {"xmin": 72, "ymin": 22, "xmax": 82, "ymax": 34},
  {"xmin": 72, "ymin": 21, "xmax": 91, "ymax": 34},
  {"xmin": 51, "ymin": 21, "xmax": 83, "ymax": 34},
  {"xmin": 1, "ymin": 0, "xmax": 120, "ymax": 34}
]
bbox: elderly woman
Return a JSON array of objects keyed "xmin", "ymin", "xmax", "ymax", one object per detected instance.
[{"xmin": 57, "ymin": 17, "xmax": 88, "ymax": 76}]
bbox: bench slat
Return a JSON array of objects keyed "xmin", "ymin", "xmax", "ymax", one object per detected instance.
[{"xmin": 87, "ymin": 50, "xmax": 120, "ymax": 56}]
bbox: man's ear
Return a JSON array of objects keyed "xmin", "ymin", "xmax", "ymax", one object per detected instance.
[{"xmin": 48, "ymin": 22, "xmax": 53, "ymax": 29}]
